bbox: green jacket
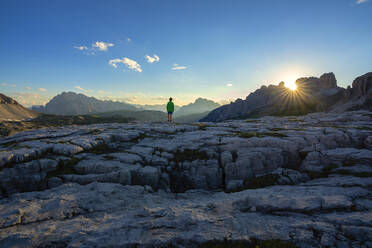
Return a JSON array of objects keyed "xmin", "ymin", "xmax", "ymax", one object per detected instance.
[{"xmin": 167, "ymin": 101, "xmax": 174, "ymax": 112}]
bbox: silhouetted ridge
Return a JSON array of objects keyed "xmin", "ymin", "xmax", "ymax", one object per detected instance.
[{"xmin": 201, "ymin": 72, "xmax": 371, "ymax": 122}]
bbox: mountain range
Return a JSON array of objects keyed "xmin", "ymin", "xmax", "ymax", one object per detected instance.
[
  {"xmin": 201, "ymin": 72, "xmax": 372, "ymax": 122},
  {"xmin": 2, "ymin": 72, "xmax": 371, "ymax": 124},
  {"xmin": 32, "ymin": 92, "xmax": 137, "ymax": 115},
  {"xmin": 30, "ymin": 92, "xmax": 220, "ymax": 122}
]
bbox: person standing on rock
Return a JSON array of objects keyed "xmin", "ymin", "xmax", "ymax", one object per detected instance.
[{"xmin": 167, "ymin": 97, "xmax": 174, "ymax": 122}]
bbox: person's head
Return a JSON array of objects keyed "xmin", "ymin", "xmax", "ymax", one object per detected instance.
[{"xmin": 169, "ymin": 97, "xmax": 173, "ymax": 102}]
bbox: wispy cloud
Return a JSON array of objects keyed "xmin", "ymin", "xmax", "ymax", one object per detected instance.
[
  {"xmin": 92, "ymin": 41, "xmax": 114, "ymax": 51},
  {"xmin": 74, "ymin": 86, "xmax": 94, "ymax": 93},
  {"xmin": 127, "ymin": 37, "xmax": 131, "ymax": 42},
  {"xmin": 74, "ymin": 86, "xmax": 85, "ymax": 91},
  {"xmin": 10, "ymin": 92, "xmax": 52, "ymax": 107},
  {"xmin": 1, "ymin": 82, "xmax": 16, "ymax": 87},
  {"xmin": 356, "ymin": 0, "xmax": 368, "ymax": 4},
  {"xmin": 73, "ymin": 46, "xmax": 88, "ymax": 50},
  {"xmin": 25, "ymin": 86, "xmax": 32, "ymax": 90},
  {"xmin": 226, "ymin": 83, "xmax": 233, "ymax": 87},
  {"xmin": 97, "ymin": 90, "xmax": 105, "ymax": 94},
  {"xmin": 171, "ymin": 64, "xmax": 187, "ymax": 70},
  {"xmin": 98, "ymin": 92, "xmax": 169, "ymax": 105},
  {"xmin": 38, "ymin": 88, "xmax": 47, "ymax": 92},
  {"xmin": 109, "ymin": 57, "xmax": 142, "ymax": 72},
  {"xmin": 74, "ymin": 41, "xmax": 114, "ymax": 54},
  {"xmin": 108, "ymin": 59, "xmax": 121, "ymax": 68},
  {"xmin": 145, "ymin": 54, "xmax": 160, "ymax": 63}
]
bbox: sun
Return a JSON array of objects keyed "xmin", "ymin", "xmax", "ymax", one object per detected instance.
[
  {"xmin": 286, "ymin": 82, "xmax": 297, "ymax": 91},
  {"xmin": 282, "ymin": 74, "xmax": 299, "ymax": 91}
]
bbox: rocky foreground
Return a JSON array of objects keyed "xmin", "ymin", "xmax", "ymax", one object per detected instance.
[{"xmin": 0, "ymin": 111, "xmax": 372, "ymax": 247}]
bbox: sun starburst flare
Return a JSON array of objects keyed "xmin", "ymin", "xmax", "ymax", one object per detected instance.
[{"xmin": 286, "ymin": 82, "xmax": 297, "ymax": 91}]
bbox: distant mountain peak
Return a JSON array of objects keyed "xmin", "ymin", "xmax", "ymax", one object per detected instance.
[
  {"xmin": 175, "ymin": 98, "xmax": 220, "ymax": 117},
  {"xmin": 32, "ymin": 92, "xmax": 137, "ymax": 115}
]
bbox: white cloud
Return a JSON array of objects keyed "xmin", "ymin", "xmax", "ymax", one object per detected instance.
[
  {"xmin": 108, "ymin": 59, "xmax": 121, "ymax": 68},
  {"xmin": 97, "ymin": 90, "xmax": 105, "ymax": 94},
  {"xmin": 1, "ymin": 82, "xmax": 16, "ymax": 87},
  {"xmin": 74, "ymin": 41, "xmax": 114, "ymax": 54},
  {"xmin": 218, "ymin": 99, "xmax": 233, "ymax": 105},
  {"xmin": 356, "ymin": 0, "xmax": 368, "ymax": 4},
  {"xmin": 74, "ymin": 86, "xmax": 84, "ymax": 91},
  {"xmin": 109, "ymin": 57, "xmax": 142, "ymax": 72},
  {"xmin": 10, "ymin": 92, "xmax": 52, "ymax": 107},
  {"xmin": 74, "ymin": 46, "xmax": 88, "ymax": 50},
  {"xmin": 38, "ymin": 88, "xmax": 47, "ymax": 92},
  {"xmin": 98, "ymin": 92, "xmax": 169, "ymax": 105},
  {"xmin": 25, "ymin": 86, "xmax": 32, "ymax": 90},
  {"xmin": 145, "ymin": 54, "xmax": 160, "ymax": 63},
  {"xmin": 127, "ymin": 37, "xmax": 131, "ymax": 42},
  {"xmin": 74, "ymin": 86, "xmax": 94, "ymax": 93},
  {"xmin": 93, "ymin": 41, "xmax": 114, "ymax": 51},
  {"xmin": 171, "ymin": 64, "xmax": 187, "ymax": 70},
  {"xmin": 226, "ymin": 83, "xmax": 233, "ymax": 87}
]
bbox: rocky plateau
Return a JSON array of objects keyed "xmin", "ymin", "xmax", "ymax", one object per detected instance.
[{"xmin": 0, "ymin": 110, "xmax": 372, "ymax": 247}]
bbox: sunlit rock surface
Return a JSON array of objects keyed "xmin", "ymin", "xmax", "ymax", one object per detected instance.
[{"xmin": 0, "ymin": 110, "xmax": 371, "ymax": 247}]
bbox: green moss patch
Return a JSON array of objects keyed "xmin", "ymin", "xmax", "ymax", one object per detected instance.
[
  {"xmin": 226, "ymin": 174, "xmax": 280, "ymax": 193},
  {"xmin": 130, "ymin": 133, "xmax": 149, "ymax": 143},
  {"xmin": 306, "ymin": 163, "xmax": 340, "ymax": 179},
  {"xmin": 87, "ymin": 143, "xmax": 115, "ymax": 154},
  {"xmin": 1, "ymin": 114, "xmax": 133, "ymax": 138},
  {"xmin": 30, "ymin": 114, "xmax": 133, "ymax": 126},
  {"xmin": 172, "ymin": 149, "xmax": 209, "ymax": 163},
  {"xmin": 199, "ymin": 239, "xmax": 297, "ymax": 248},
  {"xmin": 322, "ymin": 163, "xmax": 339, "ymax": 173},
  {"xmin": 292, "ymin": 128, "xmax": 306, "ymax": 131},
  {"xmin": 192, "ymin": 123, "xmax": 217, "ymax": 131},
  {"xmin": 335, "ymin": 170, "xmax": 372, "ymax": 178},
  {"xmin": 307, "ymin": 171, "xmax": 328, "ymax": 179},
  {"xmin": 269, "ymin": 127, "xmax": 287, "ymax": 131},
  {"xmin": 287, "ymin": 118, "xmax": 305, "ymax": 122},
  {"xmin": 237, "ymin": 131, "xmax": 287, "ymax": 138},
  {"xmin": 244, "ymin": 174, "xmax": 280, "ymax": 189},
  {"xmin": 354, "ymin": 126, "xmax": 372, "ymax": 131},
  {"xmin": 46, "ymin": 157, "xmax": 81, "ymax": 179},
  {"xmin": 343, "ymin": 160, "xmax": 358, "ymax": 167},
  {"xmin": 103, "ymin": 155, "xmax": 115, "ymax": 160}
]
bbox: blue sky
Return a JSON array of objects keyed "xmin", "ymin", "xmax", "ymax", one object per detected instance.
[{"xmin": 0, "ymin": 0, "xmax": 371, "ymax": 107}]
